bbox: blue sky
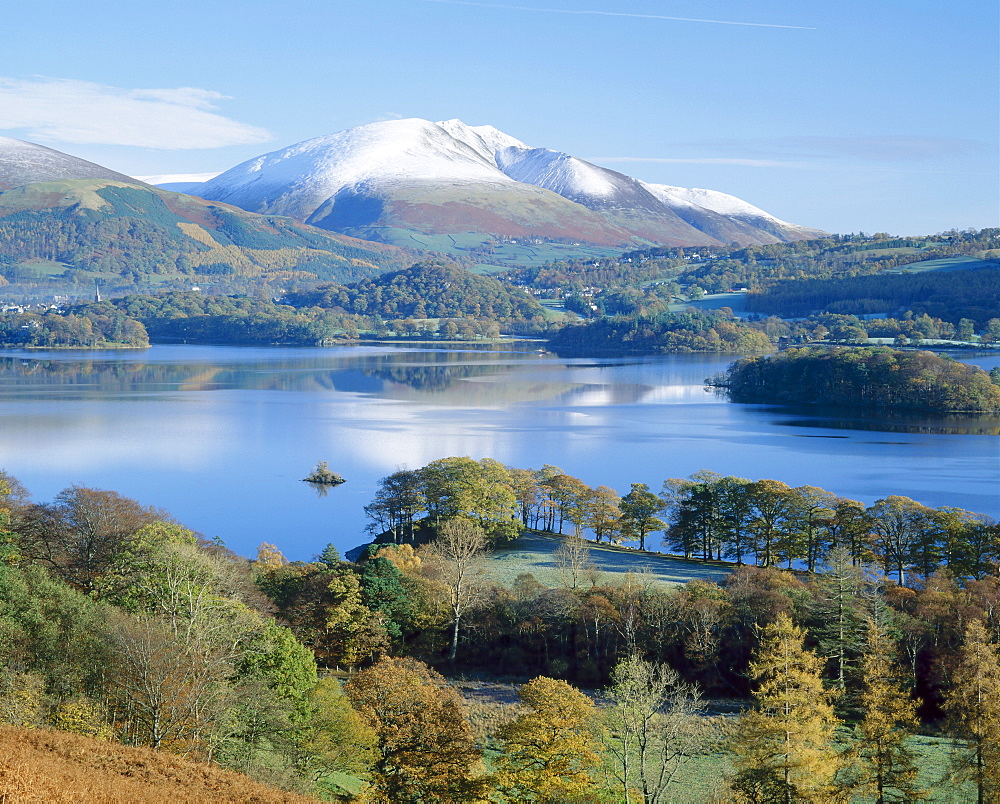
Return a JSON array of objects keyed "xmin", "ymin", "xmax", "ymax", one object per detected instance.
[{"xmin": 4, "ymin": 0, "xmax": 996, "ymax": 235}]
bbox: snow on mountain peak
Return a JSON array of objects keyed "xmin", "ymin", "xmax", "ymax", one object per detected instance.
[
  {"xmin": 0, "ymin": 136, "xmax": 139, "ymax": 188},
  {"xmin": 183, "ymin": 117, "xmax": 822, "ymax": 245},
  {"xmin": 498, "ymin": 147, "xmax": 623, "ymax": 199},
  {"xmin": 642, "ymin": 182, "xmax": 785, "ymax": 223},
  {"xmin": 196, "ymin": 117, "xmax": 525, "ymax": 218},
  {"xmin": 436, "ymin": 119, "xmax": 530, "ymax": 164}
]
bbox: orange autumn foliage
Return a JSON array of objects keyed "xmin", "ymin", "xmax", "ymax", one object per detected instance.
[{"xmin": 0, "ymin": 725, "xmax": 317, "ymax": 803}]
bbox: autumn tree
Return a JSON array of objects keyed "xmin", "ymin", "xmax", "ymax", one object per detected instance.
[
  {"xmin": 294, "ymin": 676, "xmax": 377, "ymax": 785},
  {"xmin": 586, "ymin": 485, "xmax": 622, "ymax": 543},
  {"xmin": 603, "ymin": 655, "xmax": 712, "ymax": 804},
  {"xmin": 494, "ymin": 676, "xmax": 602, "ymax": 802},
  {"xmin": 620, "ymin": 483, "xmax": 665, "ymax": 552},
  {"xmin": 16, "ymin": 485, "xmax": 165, "ymax": 592},
  {"xmin": 944, "ymin": 618, "xmax": 1000, "ymax": 804},
  {"xmin": 422, "ymin": 457, "xmax": 519, "ymax": 542},
  {"xmin": 104, "ymin": 610, "xmax": 232, "ymax": 753},
  {"xmin": 726, "ymin": 613, "xmax": 842, "ymax": 803},
  {"xmin": 364, "ymin": 469, "xmax": 426, "ymax": 544},
  {"xmin": 867, "ymin": 495, "xmax": 934, "ymax": 585},
  {"xmin": 541, "ymin": 473, "xmax": 590, "ymax": 535},
  {"xmin": 345, "ymin": 657, "xmax": 487, "ymax": 803},
  {"xmin": 745, "ymin": 479, "xmax": 792, "ymax": 568},
  {"xmin": 786, "ymin": 485, "xmax": 837, "ymax": 572},
  {"xmin": 849, "ymin": 617, "xmax": 925, "ymax": 803}
]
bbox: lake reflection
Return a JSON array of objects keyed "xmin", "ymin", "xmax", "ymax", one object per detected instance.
[{"xmin": 0, "ymin": 344, "xmax": 996, "ymax": 561}]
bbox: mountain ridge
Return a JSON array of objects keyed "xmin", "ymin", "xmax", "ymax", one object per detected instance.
[{"xmin": 184, "ymin": 118, "xmax": 825, "ymax": 252}]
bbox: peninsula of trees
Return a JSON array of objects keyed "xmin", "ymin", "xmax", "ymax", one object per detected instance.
[{"xmin": 722, "ymin": 346, "xmax": 1000, "ymax": 413}]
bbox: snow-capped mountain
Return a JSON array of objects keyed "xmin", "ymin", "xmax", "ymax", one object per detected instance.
[
  {"xmin": 642, "ymin": 183, "xmax": 821, "ymax": 241},
  {"xmin": 0, "ymin": 136, "xmax": 141, "ymax": 190},
  {"xmin": 181, "ymin": 118, "xmax": 824, "ymax": 248}
]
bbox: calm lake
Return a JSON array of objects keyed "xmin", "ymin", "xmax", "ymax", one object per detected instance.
[{"xmin": 0, "ymin": 344, "xmax": 997, "ymax": 561}]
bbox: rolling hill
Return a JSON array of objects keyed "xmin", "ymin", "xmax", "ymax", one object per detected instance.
[{"xmin": 0, "ymin": 178, "xmax": 416, "ymax": 289}]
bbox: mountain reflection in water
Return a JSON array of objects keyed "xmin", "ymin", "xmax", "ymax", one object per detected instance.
[{"xmin": 0, "ymin": 344, "xmax": 995, "ymax": 560}]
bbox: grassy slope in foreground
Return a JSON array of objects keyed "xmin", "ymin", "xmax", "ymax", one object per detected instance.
[{"xmin": 0, "ymin": 725, "xmax": 316, "ymax": 803}]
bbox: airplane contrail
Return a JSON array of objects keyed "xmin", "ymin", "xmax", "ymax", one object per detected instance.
[{"xmin": 421, "ymin": 0, "xmax": 816, "ymax": 30}]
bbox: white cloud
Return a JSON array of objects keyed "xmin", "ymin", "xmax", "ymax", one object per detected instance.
[{"xmin": 0, "ymin": 77, "xmax": 273, "ymax": 149}]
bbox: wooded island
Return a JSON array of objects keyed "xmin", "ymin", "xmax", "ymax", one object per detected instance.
[{"xmin": 722, "ymin": 346, "xmax": 1000, "ymax": 413}]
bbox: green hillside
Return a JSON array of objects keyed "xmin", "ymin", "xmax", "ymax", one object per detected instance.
[{"xmin": 0, "ymin": 179, "xmax": 415, "ymax": 292}]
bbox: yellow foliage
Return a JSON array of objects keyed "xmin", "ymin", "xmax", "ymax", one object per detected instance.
[
  {"xmin": 375, "ymin": 543, "xmax": 422, "ymax": 574},
  {"xmin": 0, "ymin": 670, "xmax": 46, "ymax": 729},
  {"xmin": 726, "ymin": 614, "xmax": 842, "ymax": 803},
  {"xmin": 50, "ymin": 697, "xmax": 114, "ymax": 741},
  {"xmin": 175, "ymin": 222, "xmax": 222, "ymax": 248},
  {"xmin": 494, "ymin": 676, "xmax": 602, "ymax": 803},
  {"xmin": 256, "ymin": 542, "xmax": 289, "ymax": 568}
]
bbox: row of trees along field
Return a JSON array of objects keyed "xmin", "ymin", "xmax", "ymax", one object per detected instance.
[
  {"xmin": 5, "ymin": 464, "xmax": 1000, "ymax": 800},
  {"xmin": 722, "ymin": 347, "xmax": 1000, "ymax": 413}
]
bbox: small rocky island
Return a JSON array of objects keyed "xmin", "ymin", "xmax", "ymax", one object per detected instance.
[{"xmin": 302, "ymin": 460, "xmax": 345, "ymax": 485}]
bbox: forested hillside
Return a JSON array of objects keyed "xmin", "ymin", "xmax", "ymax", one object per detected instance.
[
  {"xmin": 745, "ymin": 263, "xmax": 1000, "ymax": 324},
  {"xmin": 284, "ymin": 260, "xmax": 547, "ymax": 330},
  {"xmin": 547, "ymin": 310, "xmax": 773, "ymax": 355},
  {"xmin": 504, "ymin": 228, "xmax": 999, "ymax": 298},
  {"xmin": 0, "ymin": 179, "xmax": 414, "ymax": 294}
]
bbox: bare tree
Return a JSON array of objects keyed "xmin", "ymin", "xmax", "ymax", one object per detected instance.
[
  {"xmin": 604, "ymin": 655, "xmax": 713, "ymax": 804},
  {"xmin": 554, "ymin": 534, "xmax": 598, "ymax": 590},
  {"xmin": 105, "ymin": 612, "xmax": 232, "ymax": 754},
  {"xmin": 424, "ymin": 518, "xmax": 489, "ymax": 663},
  {"xmin": 17, "ymin": 485, "xmax": 165, "ymax": 591}
]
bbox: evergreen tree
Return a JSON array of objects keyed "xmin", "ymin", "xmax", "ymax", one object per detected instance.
[
  {"xmin": 808, "ymin": 547, "xmax": 871, "ymax": 696},
  {"xmin": 726, "ymin": 613, "xmax": 842, "ymax": 803}
]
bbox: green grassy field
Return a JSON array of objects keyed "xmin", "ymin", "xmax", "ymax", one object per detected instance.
[
  {"xmin": 620, "ymin": 734, "xmax": 972, "ymax": 803},
  {"xmin": 891, "ymin": 256, "xmax": 997, "ymax": 273},
  {"xmin": 668, "ymin": 291, "xmax": 750, "ymax": 316},
  {"xmin": 487, "ymin": 532, "xmax": 733, "ymax": 590}
]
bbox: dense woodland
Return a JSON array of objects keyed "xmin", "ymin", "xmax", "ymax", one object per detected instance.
[
  {"xmin": 283, "ymin": 260, "xmax": 548, "ymax": 332},
  {"xmin": 4, "ymin": 226, "xmax": 1000, "ymax": 359},
  {"xmin": 3, "ymin": 455, "xmax": 1000, "ymax": 801},
  {"xmin": 0, "ymin": 308, "xmax": 149, "ymax": 348},
  {"xmin": 547, "ymin": 310, "xmax": 773, "ymax": 355},
  {"xmin": 503, "ymin": 229, "xmax": 998, "ymax": 296},
  {"xmin": 723, "ymin": 346, "xmax": 1000, "ymax": 413}
]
